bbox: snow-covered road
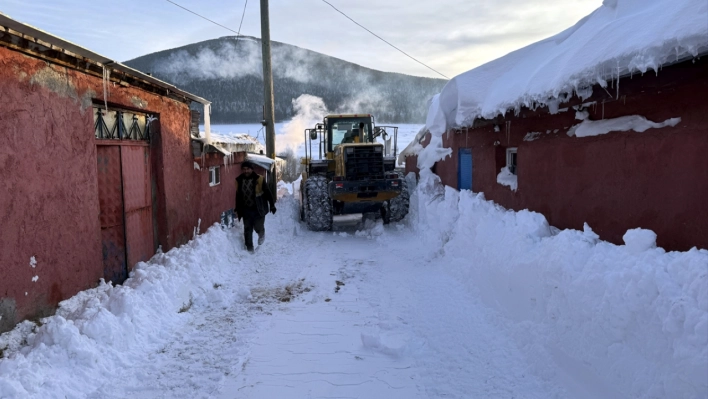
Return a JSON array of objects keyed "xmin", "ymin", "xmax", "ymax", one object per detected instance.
[
  {"xmin": 1, "ymin": 175, "xmax": 706, "ymax": 399},
  {"xmin": 218, "ymin": 223, "xmax": 561, "ymax": 399}
]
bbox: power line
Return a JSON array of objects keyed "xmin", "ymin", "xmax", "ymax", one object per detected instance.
[
  {"xmin": 319, "ymin": 0, "xmax": 449, "ymax": 79},
  {"xmin": 164, "ymin": 0, "xmax": 448, "ymax": 79},
  {"xmin": 236, "ymin": 0, "xmax": 248, "ymax": 42},
  {"xmin": 164, "ymin": 0, "xmax": 247, "ymax": 43}
]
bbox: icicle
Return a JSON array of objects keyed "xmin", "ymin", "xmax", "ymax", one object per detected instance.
[
  {"xmin": 204, "ymin": 103, "xmax": 212, "ymax": 145},
  {"xmin": 616, "ymin": 60, "xmax": 620, "ymax": 100},
  {"xmin": 102, "ymin": 66, "xmax": 111, "ymax": 114}
]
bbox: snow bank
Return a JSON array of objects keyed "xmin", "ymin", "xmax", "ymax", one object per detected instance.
[
  {"xmin": 0, "ymin": 227, "xmax": 241, "ymax": 397},
  {"xmin": 410, "ymin": 170, "xmax": 708, "ymax": 398},
  {"xmin": 0, "ymin": 193, "xmax": 303, "ymax": 398},
  {"xmin": 416, "ymin": 0, "xmax": 707, "ymax": 168}
]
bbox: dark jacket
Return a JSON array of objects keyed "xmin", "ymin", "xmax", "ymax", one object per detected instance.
[{"xmin": 235, "ymin": 173, "xmax": 274, "ymax": 218}]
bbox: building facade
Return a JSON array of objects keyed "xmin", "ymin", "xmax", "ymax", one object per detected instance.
[
  {"xmin": 405, "ymin": 58, "xmax": 708, "ymax": 251},
  {"xmin": 0, "ymin": 15, "xmax": 243, "ymax": 332}
]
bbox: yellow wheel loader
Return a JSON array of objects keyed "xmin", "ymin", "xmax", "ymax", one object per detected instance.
[{"xmin": 300, "ymin": 114, "xmax": 409, "ymax": 231}]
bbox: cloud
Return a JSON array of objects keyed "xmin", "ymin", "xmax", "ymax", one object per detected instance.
[
  {"xmin": 152, "ymin": 37, "xmax": 330, "ymax": 84},
  {"xmin": 1, "ymin": 0, "xmax": 601, "ymax": 79},
  {"xmin": 155, "ymin": 38, "xmax": 262, "ymax": 82}
]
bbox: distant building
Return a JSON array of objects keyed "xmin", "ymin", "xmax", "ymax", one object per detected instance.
[
  {"xmin": 0, "ymin": 14, "xmax": 250, "ymax": 332},
  {"xmin": 402, "ymin": 1, "xmax": 708, "ymax": 251}
]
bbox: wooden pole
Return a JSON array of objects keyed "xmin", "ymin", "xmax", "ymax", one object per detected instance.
[{"xmin": 260, "ymin": 0, "xmax": 277, "ymax": 200}]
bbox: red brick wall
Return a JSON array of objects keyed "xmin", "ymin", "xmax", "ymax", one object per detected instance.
[{"xmin": 426, "ymin": 58, "xmax": 708, "ymax": 251}]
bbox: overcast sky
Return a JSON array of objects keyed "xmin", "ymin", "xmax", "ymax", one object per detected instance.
[{"xmin": 1, "ymin": 0, "xmax": 600, "ymax": 79}]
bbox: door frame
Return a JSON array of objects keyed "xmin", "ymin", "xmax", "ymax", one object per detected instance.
[{"xmin": 458, "ymin": 148, "xmax": 473, "ymax": 191}]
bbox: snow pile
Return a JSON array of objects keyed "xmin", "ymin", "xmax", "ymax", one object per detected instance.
[
  {"xmin": 568, "ymin": 115, "xmax": 682, "ymax": 137},
  {"xmin": 354, "ymin": 219, "xmax": 385, "ymax": 239},
  {"xmin": 0, "ymin": 193, "xmax": 303, "ymax": 398},
  {"xmin": 417, "ymin": 0, "xmax": 707, "ymax": 167},
  {"xmin": 0, "ymin": 228, "xmax": 237, "ymax": 397},
  {"xmin": 360, "ymin": 332, "xmax": 406, "ymax": 358},
  {"xmin": 623, "ymin": 228, "xmax": 658, "ymax": 254},
  {"xmin": 496, "ymin": 167, "xmax": 518, "ymax": 191},
  {"xmin": 410, "ymin": 170, "xmax": 708, "ymax": 398}
]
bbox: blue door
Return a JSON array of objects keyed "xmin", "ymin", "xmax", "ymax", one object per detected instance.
[{"xmin": 458, "ymin": 148, "xmax": 472, "ymax": 191}]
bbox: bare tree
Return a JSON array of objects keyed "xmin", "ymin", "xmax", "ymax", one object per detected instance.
[{"xmin": 277, "ymin": 148, "xmax": 302, "ymax": 182}]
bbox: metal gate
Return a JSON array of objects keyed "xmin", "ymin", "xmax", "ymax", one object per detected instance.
[
  {"xmin": 458, "ymin": 148, "xmax": 473, "ymax": 191},
  {"xmin": 96, "ymin": 144, "xmax": 155, "ymax": 284}
]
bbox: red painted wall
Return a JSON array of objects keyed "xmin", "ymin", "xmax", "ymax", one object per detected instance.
[
  {"xmin": 411, "ymin": 58, "xmax": 708, "ymax": 251},
  {"xmin": 0, "ymin": 45, "xmax": 239, "ymax": 331},
  {"xmin": 194, "ymin": 152, "xmax": 244, "ymax": 230},
  {"xmin": 0, "ymin": 49, "xmax": 103, "ymax": 331}
]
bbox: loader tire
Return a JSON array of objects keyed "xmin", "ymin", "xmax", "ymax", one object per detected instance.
[
  {"xmin": 304, "ymin": 175, "xmax": 333, "ymax": 231},
  {"xmin": 383, "ymin": 178, "xmax": 410, "ymax": 224}
]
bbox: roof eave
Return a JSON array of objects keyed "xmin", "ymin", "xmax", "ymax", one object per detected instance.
[{"xmin": 0, "ymin": 12, "xmax": 210, "ymax": 105}]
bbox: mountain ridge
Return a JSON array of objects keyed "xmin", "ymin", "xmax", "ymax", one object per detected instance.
[{"xmin": 124, "ymin": 35, "xmax": 447, "ymax": 123}]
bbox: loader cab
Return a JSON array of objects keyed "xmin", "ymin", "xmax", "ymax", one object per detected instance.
[{"xmin": 326, "ymin": 115, "xmax": 374, "ymax": 153}]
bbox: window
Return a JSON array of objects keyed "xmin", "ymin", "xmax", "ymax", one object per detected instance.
[
  {"xmin": 93, "ymin": 106, "xmax": 156, "ymax": 141},
  {"xmin": 506, "ymin": 148, "xmax": 517, "ymax": 175},
  {"xmin": 209, "ymin": 166, "xmax": 221, "ymax": 186},
  {"xmin": 328, "ymin": 118, "xmax": 372, "ymax": 149}
]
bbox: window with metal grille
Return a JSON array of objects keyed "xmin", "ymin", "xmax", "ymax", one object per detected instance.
[
  {"xmin": 209, "ymin": 166, "xmax": 221, "ymax": 186},
  {"xmin": 93, "ymin": 106, "xmax": 156, "ymax": 141},
  {"xmin": 506, "ymin": 147, "xmax": 518, "ymax": 175}
]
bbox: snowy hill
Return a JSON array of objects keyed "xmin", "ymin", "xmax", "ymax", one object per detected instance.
[{"xmin": 124, "ymin": 36, "xmax": 447, "ymax": 124}]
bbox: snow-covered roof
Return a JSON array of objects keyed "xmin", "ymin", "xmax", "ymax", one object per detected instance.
[
  {"xmin": 398, "ymin": 126, "xmax": 428, "ymax": 161},
  {"xmin": 424, "ymin": 0, "xmax": 708, "ymax": 137},
  {"xmin": 198, "ymin": 131, "xmax": 265, "ymax": 155},
  {"xmin": 245, "ymin": 153, "xmax": 286, "ymax": 171}
]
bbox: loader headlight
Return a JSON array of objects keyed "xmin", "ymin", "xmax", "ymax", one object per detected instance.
[
  {"xmin": 346, "ymin": 147, "xmax": 354, "ymax": 154},
  {"xmin": 374, "ymin": 146, "xmax": 383, "ymax": 152}
]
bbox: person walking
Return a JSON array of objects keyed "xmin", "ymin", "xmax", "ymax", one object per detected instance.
[{"xmin": 235, "ymin": 161, "xmax": 276, "ymax": 253}]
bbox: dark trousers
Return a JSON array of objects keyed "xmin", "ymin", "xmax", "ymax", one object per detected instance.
[{"xmin": 242, "ymin": 209, "xmax": 265, "ymax": 250}]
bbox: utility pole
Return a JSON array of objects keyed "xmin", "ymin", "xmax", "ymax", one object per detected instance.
[{"xmin": 260, "ymin": 0, "xmax": 277, "ymax": 200}]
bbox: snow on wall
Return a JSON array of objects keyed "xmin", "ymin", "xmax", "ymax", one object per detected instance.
[
  {"xmin": 416, "ymin": 0, "xmax": 708, "ymax": 168},
  {"xmin": 496, "ymin": 167, "xmax": 518, "ymax": 191},
  {"xmin": 568, "ymin": 115, "xmax": 682, "ymax": 137},
  {"xmin": 410, "ymin": 170, "xmax": 708, "ymax": 398}
]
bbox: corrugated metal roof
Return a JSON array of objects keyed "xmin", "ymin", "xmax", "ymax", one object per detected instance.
[{"xmin": 0, "ymin": 12, "xmax": 210, "ymax": 105}]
